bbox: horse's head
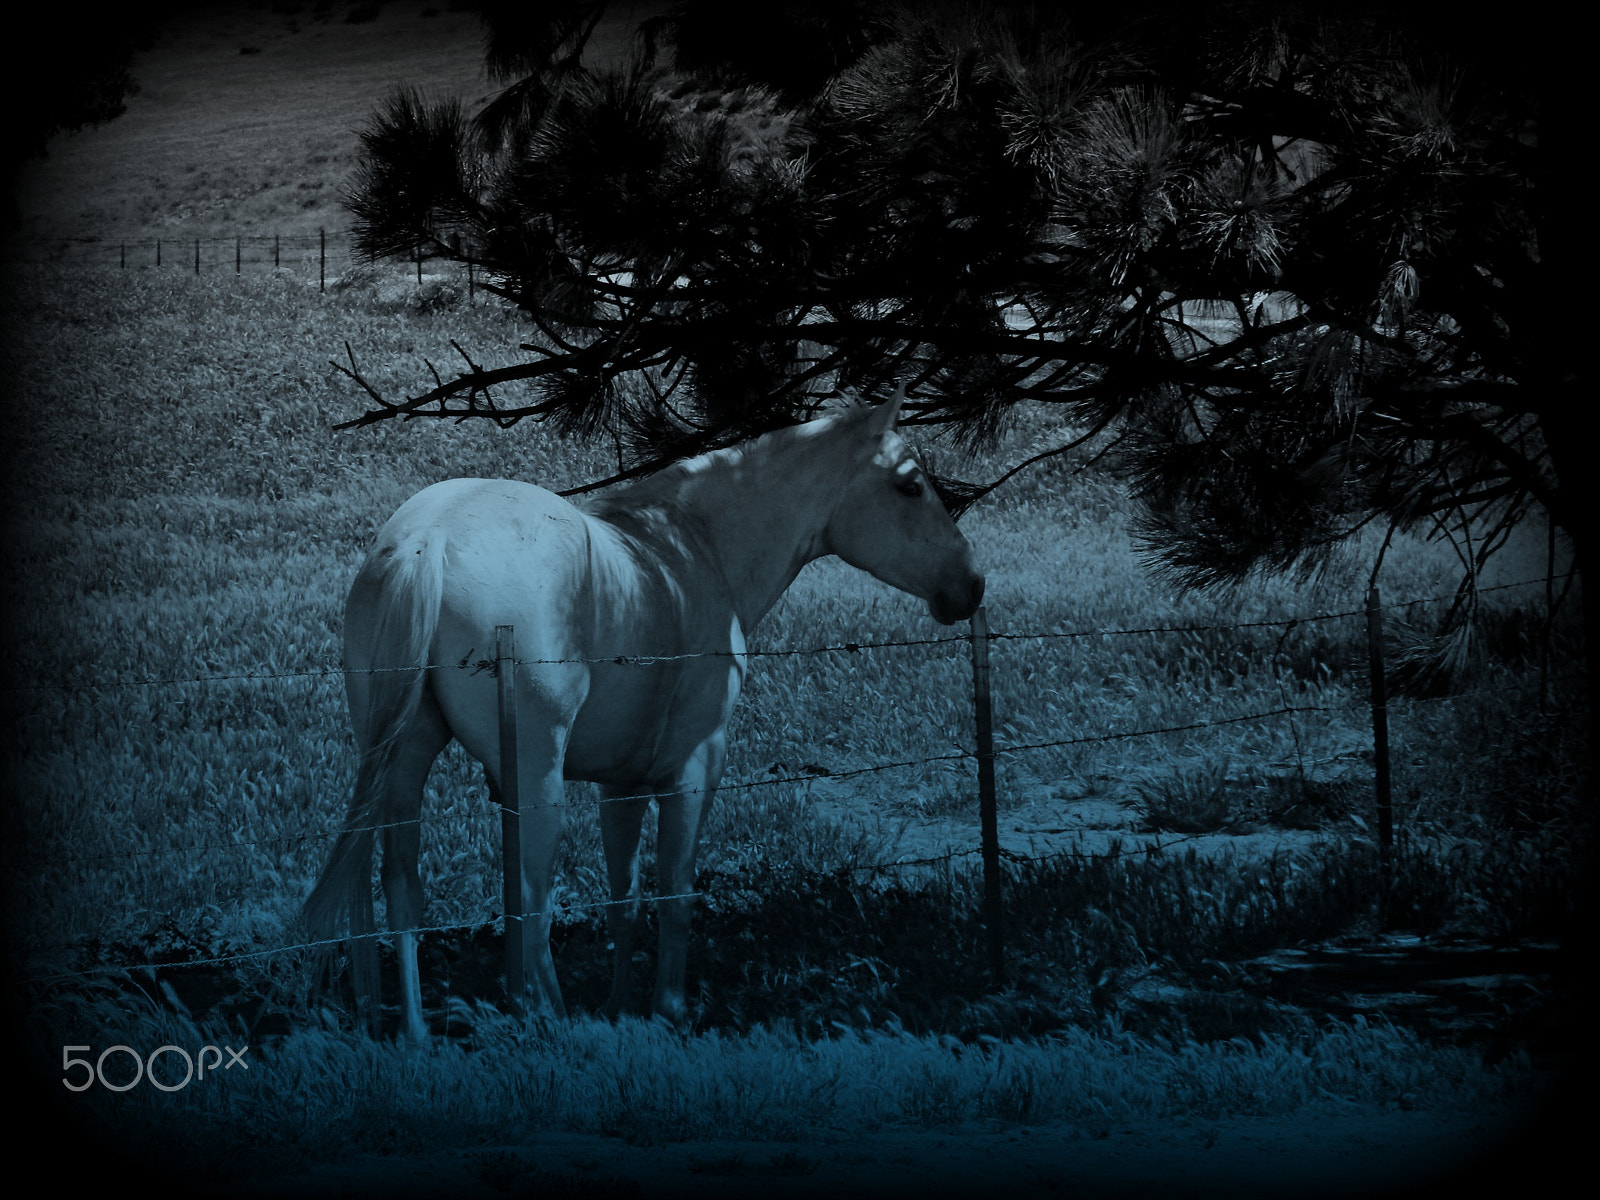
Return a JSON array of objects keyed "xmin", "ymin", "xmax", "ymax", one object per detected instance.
[{"xmin": 822, "ymin": 387, "xmax": 986, "ymax": 626}]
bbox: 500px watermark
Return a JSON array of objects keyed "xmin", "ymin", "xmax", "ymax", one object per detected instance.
[{"xmin": 62, "ymin": 1044, "xmax": 249, "ymax": 1092}]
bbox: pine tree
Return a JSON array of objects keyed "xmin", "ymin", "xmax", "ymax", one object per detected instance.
[{"xmin": 337, "ymin": 0, "xmax": 1585, "ymax": 702}]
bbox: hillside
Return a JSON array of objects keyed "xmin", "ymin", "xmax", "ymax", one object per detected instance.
[{"xmin": 7, "ymin": 0, "xmax": 651, "ymax": 246}]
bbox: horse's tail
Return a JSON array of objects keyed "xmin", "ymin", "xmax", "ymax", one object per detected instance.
[{"xmin": 301, "ymin": 527, "xmax": 446, "ymax": 1026}]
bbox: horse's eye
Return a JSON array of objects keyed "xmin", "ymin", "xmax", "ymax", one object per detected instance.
[{"xmin": 896, "ymin": 477, "xmax": 923, "ymax": 499}]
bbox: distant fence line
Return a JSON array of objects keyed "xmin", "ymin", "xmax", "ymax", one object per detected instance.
[
  {"xmin": 13, "ymin": 570, "xmax": 1584, "ymax": 993},
  {"xmin": 3, "ymin": 229, "xmax": 485, "ymax": 296}
]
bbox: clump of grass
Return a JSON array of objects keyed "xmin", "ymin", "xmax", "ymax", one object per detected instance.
[
  {"xmin": 1135, "ymin": 759, "xmax": 1231, "ymax": 832},
  {"xmin": 21, "ymin": 992, "xmax": 1527, "ymax": 1194},
  {"xmin": 1482, "ymin": 710, "xmax": 1590, "ymax": 832},
  {"xmin": 1248, "ymin": 768, "xmax": 1364, "ymax": 831},
  {"xmin": 326, "ymin": 261, "xmax": 468, "ymax": 312},
  {"xmin": 51, "ymin": 827, "xmax": 1574, "ymax": 1058}
]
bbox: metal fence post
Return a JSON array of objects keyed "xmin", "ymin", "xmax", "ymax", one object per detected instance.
[
  {"xmin": 156, "ymin": 237, "xmax": 161, "ymax": 267},
  {"xmin": 969, "ymin": 606, "xmax": 1004, "ymax": 983},
  {"xmin": 274, "ymin": 233, "xmax": 280, "ymax": 269},
  {"xmin": 1365, "ymin": 586, "xmax": 1393, "ymax": 851},
  {"xmin": 496, "ymin": 625, "xmax": 524, "ymax": 1011},
  {"xmin": 194, "ymin": 238, "xmax": 200, "ymax": 275},
  {"xmin": 319, "ymin": 228, "xmax": 326, "ymax": 292},
  {"xmin": 235, "ymin": 236, "xmax": 241, "ymax": 274}
]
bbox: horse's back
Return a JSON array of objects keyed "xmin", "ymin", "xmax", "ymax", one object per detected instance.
[
  {"xmin": 346, "ymin": 475, "xmax": 744, "ymax": 782},
  {"xmin": 372, "ymin": 477, "xmax": 580, "ymax": 552},
  {"xmin": 348, "ymin": 478, "xmax": 595, "ymax": 662}
]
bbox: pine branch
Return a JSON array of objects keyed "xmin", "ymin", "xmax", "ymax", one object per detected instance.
[{"xmin": 330, "ymin": 346, "xmax": 572, "ymax": 431}]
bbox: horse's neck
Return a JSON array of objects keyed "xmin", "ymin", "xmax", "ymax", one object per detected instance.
[{"xmin": 666, "ymin": 431, "xmax": 840, "ymax": 630}]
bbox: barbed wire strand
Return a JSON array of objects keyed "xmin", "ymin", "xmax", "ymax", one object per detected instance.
[
  {"xmin": 42, "ymin": 699, "xmax": 1355, "ymax": 870},
  {"xmin": 2, "ymin": 635, "xmax": 970, "ymax": 696},
  {"xmin": 989, "ymin": 608, "xmax": 1359, "ymax": 644},
  {"xmin": 19, "ymin": 669, "xmax": 1586, "ymax": 986},
  {"xmin": 5, "ymin": 570, "xmax": 1576, "ymax": 697},
  {"xmin": 21, "ymin": 819, "xmax": 1313, "ymax": 982},
  {"xmin": 23, "ymin": 665, "xmax": 1583, "ymax": 873},
  {"xmin": 18, "ymin": 890, "xmax": 707, "ymax": 987},
  {"xmin": 51, "ymin": 676, "xmax": 1584, "ymax": 874},
  {"xmin": 9, "ymin": 569, "xmax": 1583, "ymax": 985},
  {"xmin": 18, "ymin": 799, "xmax": 1393, "ymax": 985},
  {"xmin": 42, "ymin": 747, "xmax": 976, "ymax": 869}
]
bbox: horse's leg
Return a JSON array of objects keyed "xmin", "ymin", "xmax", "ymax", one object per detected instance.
[
  {"xmin": 485, "ymin": 681, "xmax": 578, "ymax": 1018},
  {"xmin": 482, "ymin": 765, "xmax": 565, "ymax": 1016},
  {"xmin": 652, "ymin": 733, "xmax": 726, "ymax": 1027},
  {"xmin": 379, "ymin": 688, "xmax": 450, "ymax": 1045},
  {"xmin": 515, "ymin": 750, "xmax": 570, "ymax": 1017},
  {"xmin": 442, "ymin": 656, "xmax": 585, "ymax": 1019},
  {"xmin": 483, "ymin": 771, "xmax": 515, "ymax": 1001},
  {"xmin": 598, "ymin": 786, "xmax": 649, "ymax": 1017}
]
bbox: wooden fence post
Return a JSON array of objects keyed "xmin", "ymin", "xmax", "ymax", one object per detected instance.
[
  {"xmin": 1365, "ymin": 586, "xmax": 1393, "ymax": 852},
  {"xmin": 969, "ymin": 606, "xmax": 1004, "ymax": 983},
  {"xmin": 416, "ymin": 243, "xmax": 423, "ymax": 285},
  {"xmin": 496, "ymin": 625, "xmax": 524, "ymax": 1012},
  {"xmin": 274, "ymin": 233, "xmax": 280, "ymax": 269},
  {"xmin": 235, "ymin": 236, "xmax": 241, "ymax": 274},
  {"xmin": 319, "ymin": 228, "xmax": 326, "ymax": 292},
  {"xmin": 194, "ymin": 238, "xmax": 200, "ymax": 275},
  {"xmin": 156, "ymin": 237, "xmax": 161, "ymax": 267}
]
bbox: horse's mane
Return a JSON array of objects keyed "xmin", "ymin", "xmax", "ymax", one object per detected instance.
[
  {"xmin": 581, "ymin": 404, "xmax": 894, "ymax": 543},
  {"xmin": 585, "ymin": 446, "xmax": 742, "ymax": 521},
  {"xmin": 585, "ymin": 415, "xmax": 845, "ymax": 516}
]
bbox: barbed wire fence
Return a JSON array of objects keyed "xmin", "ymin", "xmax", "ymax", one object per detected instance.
[
  {"xmin": 3, "ymin": 231, "xmax": 487, "ymax": 298},
  {"xmin": 10, "ymin": 570, "xmax": 1583, "ymax": 1003}
]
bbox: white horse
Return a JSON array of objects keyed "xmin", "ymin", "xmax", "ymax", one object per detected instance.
[{"xmin": 303, "ymin": 388, "xmax": 984, "ymax": 1040}]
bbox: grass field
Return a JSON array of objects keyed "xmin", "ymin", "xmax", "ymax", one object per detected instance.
[
  {"xmin": 1, "ymin": 2, "xmax": 1591, "ymax": 1192},
  {"xmin": 3, "ymin": 261, "xmax": 1581, "ymax": 949},
  {"xmin": 14, "ymin": 2, "xmax": 493, "ymax": 243},
  {"xmin": 8, "ymin": 1, "xmax": 662, "ymax": 246},
  {"xmin": 2, "ymin": 264, "xmax": 1586, "ymax": 1176}
]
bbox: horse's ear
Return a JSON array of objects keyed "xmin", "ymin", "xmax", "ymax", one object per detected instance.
[{"xmin": 863, "ymin": 383, "xmax": 904, "ymax": 439}]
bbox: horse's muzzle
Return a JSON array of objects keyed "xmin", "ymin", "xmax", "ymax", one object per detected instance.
[{"xmin": 928, "ymin": 573, "xmax": 985, "ymax": 625}]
